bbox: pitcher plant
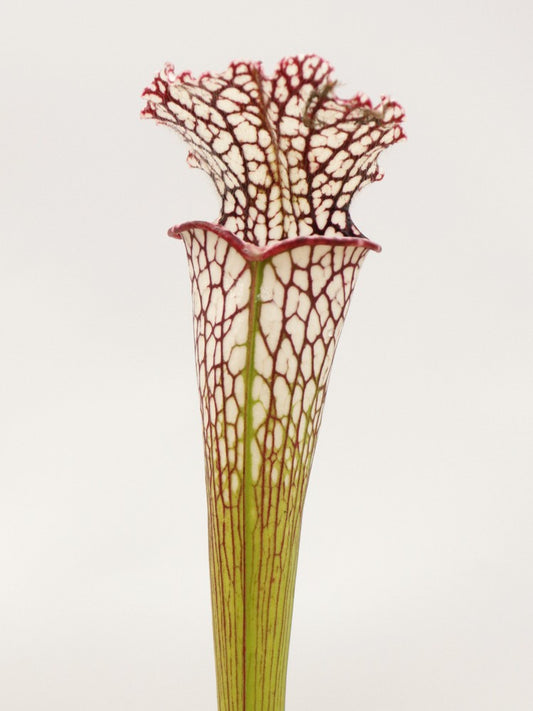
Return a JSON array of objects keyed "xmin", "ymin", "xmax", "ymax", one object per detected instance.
[{"xmin": 142, "ymin": 54, "xmax": 405, "ymax": 711}]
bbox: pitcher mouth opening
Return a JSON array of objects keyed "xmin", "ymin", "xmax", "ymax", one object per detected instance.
[{"xmin": 168, "ymin": 221, "xmax": 381, "ymax": 262}]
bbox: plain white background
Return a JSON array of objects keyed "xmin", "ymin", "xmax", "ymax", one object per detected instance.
[{"xmin": 1, "ymin": 0, "xmax": 532, "ymax": 708}]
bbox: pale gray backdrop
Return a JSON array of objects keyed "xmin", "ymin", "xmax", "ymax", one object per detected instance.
[{"xmin": 1, "ymin": 0, "xmax": 532, "ymax": 709}]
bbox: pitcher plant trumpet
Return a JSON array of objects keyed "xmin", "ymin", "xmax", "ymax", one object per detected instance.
[{"xmin": 142, "ymin": 54, "xmax": 405, "ymax": 711}]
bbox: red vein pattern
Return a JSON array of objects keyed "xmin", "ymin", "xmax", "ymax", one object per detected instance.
[
  {"xmin": 142, "ymin": 55, "xmax": 404, "ymax": 711},
  {"xmin": 142, "ymin": 55, "xmax": 405, "ymax": 245},
  {"xmin": 175, "ymin": 222, "xmax": 377, "ymax": 711}
]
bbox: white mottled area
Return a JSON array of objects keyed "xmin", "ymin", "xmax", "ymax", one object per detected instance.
[
  {"xmin": 181, "ymin": 227, "xmax": 252, "ymax": 507},
  {"xmin": 181, "ymin": 225, "xmax": 368, "ymax": 507},
  {"xmin": 249, "ymin": 242, "xmax": 367, "ymax": 492}
]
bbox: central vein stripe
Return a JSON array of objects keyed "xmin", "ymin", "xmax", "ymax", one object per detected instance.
[{"xmin": 243, "ymin": 259, "xmax": 266, "ymax": 708}]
